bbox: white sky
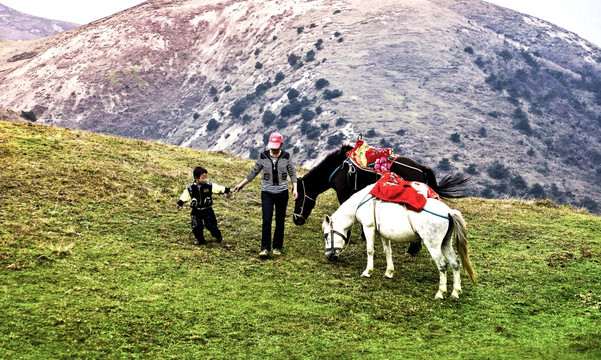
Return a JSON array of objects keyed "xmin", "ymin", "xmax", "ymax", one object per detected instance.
[
  {"xmin": 1, "ymin": 0, "xmax": 147, "ymax": 25},
  {"xmin": 485, "ymin": 0, "xmax": 601, "ymax": 46},
  {"xmin": 1, "ymin": 0, "xmax": 600, "ymax": 47}
]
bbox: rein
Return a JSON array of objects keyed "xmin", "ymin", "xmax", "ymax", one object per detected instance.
[
  {"xmin": 293, "ymin": 178, "xmax": 315, "ymax": 221},
  {"xmin": 392, "ymin": 159, "xmax": 425, "ymax": 174},
  {"xmin": 328, "ymin": 163, "xmax": 344, "ymax": 184},
  {"xmin": 326, "ymin": 218, "xmax": 351, "ymax": 255},
  {"xmin": 357, "ymin": 194, "xmax": 375, "ymax": 210}
]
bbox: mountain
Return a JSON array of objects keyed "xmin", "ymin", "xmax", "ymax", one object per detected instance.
[
  {"xmin": 0, "ymin": 3, "xmax": 79, "ymax": 41},
  {"xmin": 1, "ymin": 120, "xmax": 600, "ymax": 358},
  {"xmin": 0, "ymin": 0, "xmax": 600, "ymax": 213},
  {"xmin": 0, "ymin": 105, "xmax": 21, "ymax": 122}
]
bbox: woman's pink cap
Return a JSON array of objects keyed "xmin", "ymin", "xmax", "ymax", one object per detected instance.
[{"xmin": 268, "ymin": 132, "xmax": 283, "ymax": 149}]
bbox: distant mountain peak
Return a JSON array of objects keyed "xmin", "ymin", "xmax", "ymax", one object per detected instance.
[{"xmin": 0, "ymin": 3, "xmax": 79, "ymax": 41}]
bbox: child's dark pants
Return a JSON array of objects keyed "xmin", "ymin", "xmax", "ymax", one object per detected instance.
[{"xmin": 191, "ymin": 208, "xmax": 222, "ymax": 242}]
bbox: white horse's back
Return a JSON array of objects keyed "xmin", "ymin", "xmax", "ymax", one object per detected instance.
[{"xmin": 358, "ymin": 197, "xmax": 451, "ymax": 244}]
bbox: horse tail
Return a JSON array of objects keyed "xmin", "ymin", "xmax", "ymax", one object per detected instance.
[
  {"xmin": 449, "ymin": 210, "xmax": 477, "ymax": 285},
  {"xmin": 430, "ymin": 172, "xmax": 471, "ymax": 199}
]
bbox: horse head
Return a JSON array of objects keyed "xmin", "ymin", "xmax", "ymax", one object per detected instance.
[
  {"xmin": 322, "ymin": 214, "xmax": 346, "ymax": 261},
  {"xmin": 292, "ymin": 177, "xmax": 317, "ymax": 226},
  {"xmin": 292, "ymin": 145, "xmax": 353, "ymax": 226}
]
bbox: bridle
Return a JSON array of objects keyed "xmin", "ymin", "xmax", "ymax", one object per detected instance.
[
  {"xmin": 325, "ymin": 218, "xmax": 350, "ymax": 255},
  {"xmin": 293, "ymin": 178, "xmax": 316, "ymax": 222}
]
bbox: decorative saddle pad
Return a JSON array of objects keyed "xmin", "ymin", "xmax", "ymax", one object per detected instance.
[
  {"xmin": 369, "ymin": 172, "xmax": 439, "ymax": 212},
  {"xmin": 346, "ymin": 139, "xmax": 397, "ymax": 172}
]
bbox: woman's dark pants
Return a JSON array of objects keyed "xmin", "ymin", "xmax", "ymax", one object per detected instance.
[{"xmin": 261, "ymin": 190, "xmax": 288, "ymax": 251}]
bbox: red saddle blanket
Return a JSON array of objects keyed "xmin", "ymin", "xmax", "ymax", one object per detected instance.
[{"xmin": 369, "ymin": 172, "xmax": 439, "ymax": 212}]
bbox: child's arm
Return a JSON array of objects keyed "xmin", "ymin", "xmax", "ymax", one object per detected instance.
[
  {"xmin": 212, "ymin": 183, "xmax": 231, "ymax": 195},
  {"xmin": 176, "ymin": 188, "xmax": 190, "ymax": 210}
]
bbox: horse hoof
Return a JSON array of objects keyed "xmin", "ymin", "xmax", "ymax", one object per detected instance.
[
  {"xmin": 385, "ymin": 271, "xmax": 394, "ymax": 279},
  {"xmin": 435, "ymin": 292, "xmax": 444, "ymax": 300},
  {"xmin": 451, "ymin": 290, "xmax": 460, "ymax": 299},
  {"xmin": 361, "ymin": 271, "xmax": 371, "ymax": 278}
]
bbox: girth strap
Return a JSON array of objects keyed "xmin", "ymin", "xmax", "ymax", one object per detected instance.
[{"xmin": 407, "ymin": 211, "xmax": 417, "ymax": 234}]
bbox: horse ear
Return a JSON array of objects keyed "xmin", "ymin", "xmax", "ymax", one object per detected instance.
[{"xmin": 324, "ymin": 215, "xmax": 331, "ymax": 224}]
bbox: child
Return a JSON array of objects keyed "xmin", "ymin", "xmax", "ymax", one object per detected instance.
[{"xmin": 176, "ymin": 166, "xmax": 231, "ymax": 245}]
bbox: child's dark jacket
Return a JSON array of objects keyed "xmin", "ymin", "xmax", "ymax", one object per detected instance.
[{"xmin": 177, "ymin": 182, "xmax": 230, "ymax": 212}]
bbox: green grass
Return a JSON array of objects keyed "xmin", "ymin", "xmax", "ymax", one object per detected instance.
[{"xmin": 1, "ymin": 121, "xmax": 600, "ymax": 359}]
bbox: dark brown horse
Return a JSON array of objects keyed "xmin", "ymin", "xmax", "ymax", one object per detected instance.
[{"xmin": 292, "ymin": 145, "xmax": 469, "ymax": 255}]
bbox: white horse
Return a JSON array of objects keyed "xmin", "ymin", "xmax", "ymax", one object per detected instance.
[{"xmin": 322, "ymin": 184, "xmax": 477, "ymax": 299}]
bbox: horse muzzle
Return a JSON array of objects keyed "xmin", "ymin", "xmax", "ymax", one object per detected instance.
[
  {"xmin": 325, "ymin": 249, "xmax": 340, "ymax": 261},
  {"xmin": 292, "ymin": 214, "xmax": 306, "ymax": 226}
]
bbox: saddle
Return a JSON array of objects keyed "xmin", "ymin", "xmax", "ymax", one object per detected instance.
[
  {"xmin": 369, "ymin": 172, "xmax": 439, "ymax": 212},
  {"xmin": 346, "ymin": 139, "xmax": 398, "ymax": 173}
]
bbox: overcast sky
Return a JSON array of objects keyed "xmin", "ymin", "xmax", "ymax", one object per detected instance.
[
  {"xmin": 2, "ymin": 0, "xmax": 600, "ymax": 47},
  {"xmin": 1, "ymin": 0, "xmax": 146, "ymax": 25},
  {"xmin": 484, "ymin": 0, "xmax": 601, "ymax": 46}
]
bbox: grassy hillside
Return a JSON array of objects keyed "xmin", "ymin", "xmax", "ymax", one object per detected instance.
[{"xmin": 1, "ymin": 120, "xmax": 600, "ymax": 359}]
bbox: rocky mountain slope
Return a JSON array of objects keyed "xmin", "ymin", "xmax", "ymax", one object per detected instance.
[
  {"xmin": 0, "ymin": 3, "xmax": 79, "ymax": 41},
  {"xmin": 0, "ymin": 105, "xmax": 21, "ymax": 122},
  {"xmin": 0, "ymin": 0, "xmax": 600, "ymax": 212}
]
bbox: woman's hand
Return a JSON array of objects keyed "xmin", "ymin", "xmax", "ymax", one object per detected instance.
[
  {"xmin": 292, "ymin": 182, "xmax": 298, "ymax": 200},
  {"xmin": 234, "ymin": 179, "xmax": 248, "ymax": 192}
]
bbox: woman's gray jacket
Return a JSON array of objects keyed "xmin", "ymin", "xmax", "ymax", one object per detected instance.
[{"xmin": 246, "ymin": 150, "xmax": 297, "ymax": 193}]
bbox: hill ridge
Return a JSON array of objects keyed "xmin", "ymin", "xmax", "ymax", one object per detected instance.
[
  {"xmin": 1, "ymin": 119, "xmax": 596, "ymax": 218},
  {"xmin": 0, "ymin": 3, "xmax": 79, "ymax": 41}
]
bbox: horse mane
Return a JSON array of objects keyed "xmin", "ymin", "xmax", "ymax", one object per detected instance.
[{"xmin": 303, "ymin": 144, "xmax": 352, "ymax": 180}]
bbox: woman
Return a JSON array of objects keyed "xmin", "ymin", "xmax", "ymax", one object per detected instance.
[{"xmin": 234, "ymin": 132, "xmax": 298, "ymax": 258}]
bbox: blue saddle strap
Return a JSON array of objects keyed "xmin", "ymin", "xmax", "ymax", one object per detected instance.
[
  {"xmin": 357, "ymin": 195, "xmax": 375, "ymax": 210},
  {"xmin": 328, "ymin": 163, "xmax": 344, "ymax": 184},
  {"xmin": 422, "ymin": 208, "xmax": 451, "ymax": 220}
]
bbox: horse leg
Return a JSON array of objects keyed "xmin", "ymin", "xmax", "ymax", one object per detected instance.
[
  {"xmin": 441, "ymin": 237, "xmax": 462, "ymax": 299},
  {"xmin": 406, "ymin": 240, "xmax": 422, "ymax": 256},
  {"xmin": 361, "ymin": 226, "xmax": 376, "ymax": 278},
  {"xmin": 381, "ymin": 236, "xmax": 394, "ymax": 278},
  {"xmin": 424, "ymin": 240, "xmax": 448, "ymax": 299}
]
